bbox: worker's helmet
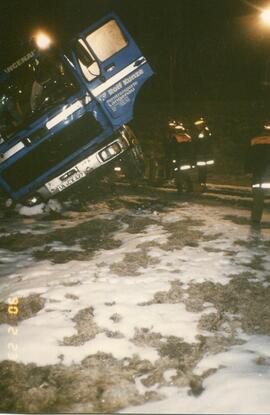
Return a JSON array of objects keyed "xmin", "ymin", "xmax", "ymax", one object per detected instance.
[
  {"xmin": 174, "ymin": 122, "xmax": 187, "ymax": 133},
  {"xmin": 263, "ymin": 121, "xmax": 270, "ymax": 132},
  {"xmin": 168, "ymin": 119, "xmax": 177, "ymax": 129},
  {"xmin": 194, "ymin": 117, "xmax": 206, "ymax": 127}
]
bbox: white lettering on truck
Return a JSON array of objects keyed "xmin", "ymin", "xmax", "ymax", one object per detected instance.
[
  {"xmin": 4, "ymin": 51, "xmax": 35, "ymax": 74},
  {"xmin": 122, "ymin": 69, "xmax": 143, "ymax": 86}
]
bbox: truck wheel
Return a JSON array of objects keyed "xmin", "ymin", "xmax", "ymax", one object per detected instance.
[
  {"xmin": 121, "ymin": 150, "xmax": 144, "ymax": 187},
  {"xmin": 120, "ymin": 126, "xmax": 145, "ymax": 186}
]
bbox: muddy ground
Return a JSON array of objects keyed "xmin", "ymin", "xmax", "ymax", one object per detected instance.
[{"xmin": 0, "ymin": 182, "xmax": 269, "ymax": 413}]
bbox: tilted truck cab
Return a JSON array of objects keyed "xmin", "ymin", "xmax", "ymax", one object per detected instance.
[{"xmin": 0, "ymin": 13, "xmax": 153, "ymax": 203}]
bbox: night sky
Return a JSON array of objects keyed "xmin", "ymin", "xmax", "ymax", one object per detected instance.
[{"xmin": 0, "ymin": 0, "xmax": 270, "ymax": 104}]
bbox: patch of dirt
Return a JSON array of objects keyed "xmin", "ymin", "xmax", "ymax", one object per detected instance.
[
  {"xmin": 122, "ymin": 215, "xmax": 158, "ymax": 234},
  {"xmin": 32, "ymin": 219, "xmax": 122, "ymax": 263},
  {"xmin": 0, "ymin": 294, "xmax": 45, "ymax": 325},
  {"xmin": 132, "ymin": 328, "xmax": 163, "ymax": 348},
  {"xmin": 235, "ymin": 238, "xmax": 270, "ymax": 250},
  {"xmin": 203, "ymin": 247, "xmax": 223, "ymax": 253},
  {"xmin": 110, "ymin": 217, "xmax": 208, "ymax": 277},
  {"xmin": 158, "ymin": 336, "xmax": 199, "ymax": 364},
  {"xmin": 107, "ymin": 194, "xmax": 176, "ymax": 215},
  {"xmin": 0, "ymin": 219, "xmax": 121, "ymax": 264},
  {"xmin": 110, "ymin": 249, "xmax": 160, "ymax": 276},
  {"xmin": 224, "ymin": 250, "xmax": 236, "ymax": 256},
  {"xmin": 64, "ymin": 294, "xmax": 79, "ymax": 300},
  {"xmin": 62, "ymin": 280, "xmax": 81, "ymax": 287},
  {"xmin": 255, "ymin": 356, "xmax": 268, "ymax": 366},
  {"xmin": 0, "ymin": 354, "xmax": 160, "ymax": 413},
  {"xmin": 223, "ymin": 215, "xmax": 251, "ymax": 226},
  {"xmin": 3, "ymin": 270, "xmax": 264, "ymax": 413},
  {"xmin": 110, "ymin": 313, "xmax": 122, "ymax": 323},
  {"xmin": 106, "ymin": 197, "xmax": 148, "ymax": 211},
  {"xmin": 234, "ymin": 239, "xmax": 269, "ymax": 271},
  {"xmin": 139, "ymin": 280, "xmax": 183, "ymax": 305},
  {"xmin": 247, "ymin": 255, "xmax": 266, "ymax": 271},
  {"xmin": 203, "ymin": 232, "xmax": 223, "ymax": 242},
  {"xmin": 130, "ymin": 273, "xmax": 266, "ymax": 396},
  {"xmin": 160, "ymin": 219, "xmax": 204, "ymax": 251},
  {"xmin": 104, "ymin": 301, "xmax": 116, "ymax": 306},
  {"xmin": 104, "ymin": 330, "xmax": 124, "ymax": 339},
  {"xmin": 61, "ymin": 307, "xmax": 125, "ymax": 346},
  {"xmin": 60, "ymin": 308, "xmax": 99, "ymax": 346},
  {"xmin": 33, "ymin": 247, "xmax": 90, "ymax": 264},
  {"xmin": 186, "ymin": 273, "xmax": 270, "ymax": 335},
  {"xmin": 131, "ymin": 333, "xmax": 212, "ymax": 396}
]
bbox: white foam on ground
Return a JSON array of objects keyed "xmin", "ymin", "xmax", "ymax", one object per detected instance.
[
  {"xmin": 0, "ymin": 200, "xmax": 270, "ymax": 412},
  {"xmin": 123, "ymin": 335, "xmax": 270, "ymax": 414}
]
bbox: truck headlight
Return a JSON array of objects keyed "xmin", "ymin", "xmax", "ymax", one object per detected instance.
[{"xmin": 99, "ymin": 142, "xmax": 121, "ymax": 161}]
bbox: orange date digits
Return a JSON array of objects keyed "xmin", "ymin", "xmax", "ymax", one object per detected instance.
[
  {"xmin": 8, "ymin": 305, "xmax": 18, "ymax": 315},
  {"xmin": 8, "ymin": 297, "xmax": 19, "ymax": 305}
]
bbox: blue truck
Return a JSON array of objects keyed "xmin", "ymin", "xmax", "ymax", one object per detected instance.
[{"xmin": 0, "ymin": 13, "xmax": 153, "ymax": 204}]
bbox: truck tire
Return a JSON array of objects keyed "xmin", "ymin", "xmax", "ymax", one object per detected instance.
[
  {"xmin": 119, "ymin": 126, "xmax": 145, "ymax": 187},
  {"xmin": 121, "ymin": 148, "xmax": 145, "ymax": 187}
]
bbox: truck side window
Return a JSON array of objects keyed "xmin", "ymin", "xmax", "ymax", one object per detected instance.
[
  {"xmin": 85, "ymin": 19, "xmax": 128, "ymax": 62},
  {"xmin": 76, "ymin": 39, "xmax": 101, "ymax": 82}
]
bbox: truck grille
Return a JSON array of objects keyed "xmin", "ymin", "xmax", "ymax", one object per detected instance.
[{"xmin": 2, "ymin": 112, "xmax": 102, "ymax": 192}]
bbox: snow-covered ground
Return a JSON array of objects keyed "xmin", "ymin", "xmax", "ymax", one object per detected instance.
[{"xmin": 0, "ymin": 187, "xmax": 270, "ymax": 413}]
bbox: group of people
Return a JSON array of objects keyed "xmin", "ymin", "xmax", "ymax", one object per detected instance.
[
  {"xmin": 165, "ymin": 117, "xmax": 214, "ymax": 194},
  {"xmin": 165, "ymin": 116, "xmax": 270, "ymax": 225}
]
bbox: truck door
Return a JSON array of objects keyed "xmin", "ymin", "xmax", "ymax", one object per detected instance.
[{"xmin": 72, "ymin": 13, "xmax": 153, "ymax": 129}]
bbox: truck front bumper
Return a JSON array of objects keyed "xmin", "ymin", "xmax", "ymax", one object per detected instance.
[{"xmin": 36, "ymin": 133, "xmax": 129, "ymax": 199}]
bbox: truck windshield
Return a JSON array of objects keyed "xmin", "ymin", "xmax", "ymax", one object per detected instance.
[{"xmin": 0, "ymin": 51, "xmax": 79, "ymax": 140}]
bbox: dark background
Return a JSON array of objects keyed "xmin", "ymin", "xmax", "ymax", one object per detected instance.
[{"xmin": 1, "ymin": 0, "xmax": 270, "ymax": 175}]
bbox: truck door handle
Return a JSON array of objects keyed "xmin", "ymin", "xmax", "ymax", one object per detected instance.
[
  {"xmin": 105, "ymin": 63, "xmax": 115, "ymax": 72},
  {"xmin": 134, "ymin": 57, "xmax": 146, "ymax": 67}
]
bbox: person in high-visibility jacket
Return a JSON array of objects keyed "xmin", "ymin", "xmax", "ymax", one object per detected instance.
[
  {"xmin": 193, "ymin": 117, "xmax": 215, "ymax": 190},
  {"xmin": 171, "ymin": 122, "xmax": 195, "ymax": 194},
  {"xmin": 245, "ymin": 122, "xmax": 270, "ymax": 224},
  {"xmin": 163, "ymin": 119, "xmax": 177, "ymax": 180}
]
